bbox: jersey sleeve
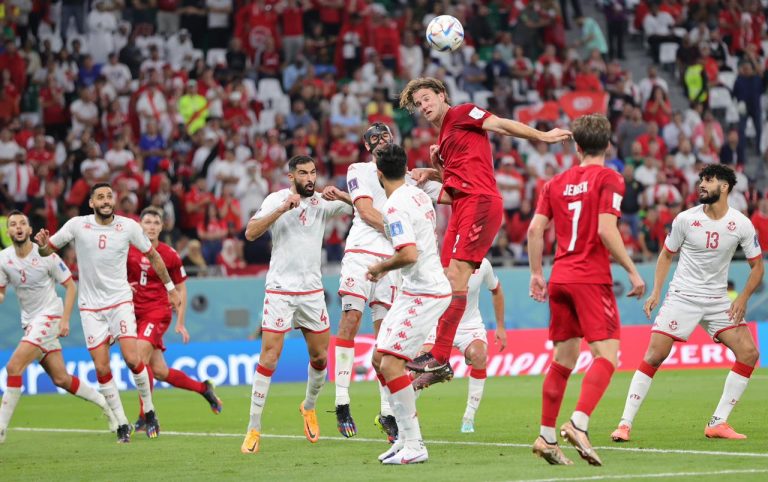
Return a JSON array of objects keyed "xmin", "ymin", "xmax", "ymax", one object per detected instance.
[
  {"xmin": 664, "ymin": 214, "xmax": 686, "ymax": 253},
  {"xmin": 384, "ymin": 206, "xmax": 415, "ymax": 251},
  {"xmin": 252, "ymin": 192, "xmax": 283, "ymax": 220},
  {"xmin": 740, "ymin": 219, "xmax": 762, "ymax": 260},
  {"xmin": 449, "ymin": 104, "xmax": 491, "ymax": 130},
  {"xmin": 48, "ymin": 253, "xmax": 73, "ymax": 284},
  {"xmin": 48, "ymin": 218, "xmax": 77, "ymax": 250},
  {"xmin": 535, "ymin": 180, "xmax": 553, "ymax": 219},
  {"xmin": 480, "ymin": 259, "xmax": 500, "ymax": 292},
  {"xmin": 598, "ymin": 171, "xmax": 625, "ymax": 217},
  {"xmin": 128, "ymin": 219, "xmax": 152, "ymax": 253},
  {"xmin": 347, "ymin": 164, "xmax": 373, "ymax": 203},
  {"xmin": 169, "ymin": 248, "xmax": 187, "ymax": 284},
  {"xmin": 325, "ymin": 199, "xmax": 354, "ymax": 218}
]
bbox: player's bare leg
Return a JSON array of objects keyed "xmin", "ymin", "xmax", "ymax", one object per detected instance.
[
  {"xmin": 705, "ymin": 327, "xmax": 759, "ymax": 439},
  {"xmin": 118, "ymin": 336, "xmax": 159, "ymax": 438},
  {"xmin": 91, "ymin": 342, "xmax": 133, "ymax": 443},
  {"xmin": 300, "ymin": 328, "xmax": 329, "ymax": 443},
  {"xmin": 40, "ymin": 351, "xmax": 118, "ymax": 432},
  {"xmin": 613, "ymin": 333, "xmax": 674, "ymax": 442},
  {"xmin": 534, "ymin": 337, "xmax": 577, "ymax": 465},
  {"xmin": 460, "ymin": 340, "xmax": 488, "ymax": 433},
  {"xmin": 376, "ymin": 352, "xmax": 428, "ymax": 465},
  {"xmin": 409, "ymin": 259, "xmax": 473, "ymax": 386},
  {"xmin": 242, "ymin": 330, "xmax": 284, "ymax": 454},
  {"xmin": 560, "ymin": 339, "xmax": 618, "ymax": 466},
  {"xmin": 334, "ymin": 308, "xmax": 362, "ymax": 437}
]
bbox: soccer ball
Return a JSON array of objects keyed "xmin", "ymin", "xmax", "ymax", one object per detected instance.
[{"xmin": 426, "ymin": 15, "xmax": 464, "ymax": 52}]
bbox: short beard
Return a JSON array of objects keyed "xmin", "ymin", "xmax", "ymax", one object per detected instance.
[
  {"xmin": 295, "ymin": 182, "xmax": 314, "ymax": 198},
  {"xmin": 11, "ymin": 236, "xmax": 28, "ymax": 247},
  {"xmin": 699, "ymin": 190, "xmax": 721, "ymax": 205},
  {"xmin": 95, "ymin": 206, "xmax": 114, "ymax": 221}
]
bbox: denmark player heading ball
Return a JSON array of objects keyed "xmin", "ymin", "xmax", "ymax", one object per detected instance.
[{"xmin": 401, "ymin": 77, "xmax": 571, "ymax": 387}]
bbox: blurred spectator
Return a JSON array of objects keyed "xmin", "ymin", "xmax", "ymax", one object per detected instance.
[
  {"xmin": 638, "ymin": 66, "xmax": 669, "ymax": 107},
  {"xmin": 616, "ymin": 107, "xmax": 646, "ymax": 158},
  {"xmin": 662, "ymin": 111, "xmax": 690, "ymax": 152},
  {"xmin": 733, "ymin": 60, "xmax": 764, "ymax": 159},
  {"xmin": 182, "ymin": 238, "xmax": 208, "ymax": 276},
  {"xmin": 198, "ymin": 203, "xmax": 227, "ymax": 264},
  {"xmin": 634, "ymin": 154, "xmax": 658, "ymax": 189},
  {"xmin": 505, "ymin": 198, "xmax": 534, "ymax": 261},
  {"xmin": 496, "ymin": 156, "xmax": 525, "ymax": 216},
  {"xmin": 603, "ymin": 0, "xmax": 628, "ymax": 60},
  {"xmin": 643, "ymin": 86, "xmax": 672, "ymax": 127},
  {"xmin": 643, "ymin": 2, "xmax": 678, "ymax": 64},
  {"xmin": 720, "ymin": 130, "xmax": 745, "ymax": 166},
  {"xmin": 751, "ymin": 199, "xmax": 768, "ymax": 256},
  {"xmin": 574, "ymin": 16, "xmax": 607, "ymax": 60},
  {"xmin": 621, "ymin": 164, "xmax": 642, "ymax": 237}
]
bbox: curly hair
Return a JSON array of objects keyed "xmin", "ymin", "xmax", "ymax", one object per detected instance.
[
  {"xmin": 398, "ymin": 77, "xmax": 451, "ymax": 112},
  {"xmin": 698, "ymin": 164, "xmax": 737, "ymax": 193}
]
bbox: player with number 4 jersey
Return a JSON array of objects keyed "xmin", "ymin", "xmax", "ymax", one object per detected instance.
[
  {"xmin": 612, "ymin": 164, "xmax": 764, "ymax": 443},
  {"xmin": 127, "ymin": 207, "xmax": 222, "ymax": 432},
  {"xmin": 528, "ymin": 115, "xmax": 645, "ymax": 467}
]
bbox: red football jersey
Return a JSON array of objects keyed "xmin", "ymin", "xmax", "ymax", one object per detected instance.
[
  {"xmin": 536, "ymin": 164, "xmax": 625, "ymax": 284},
  {"xmin": 127, "ymin": 242, "xmax": 187, "ymax": 319},
  {"xmin": 437, "ymin": 103, "xmax": 501, "ymax": 198}
]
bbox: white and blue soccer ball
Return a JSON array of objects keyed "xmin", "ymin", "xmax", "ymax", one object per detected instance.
[{"xmin": 426, "ymin": 15, "xmax": 464, "ymax": 52}]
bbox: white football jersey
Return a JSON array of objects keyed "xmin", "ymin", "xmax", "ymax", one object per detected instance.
[
  {"xmin": 49, "ymin": 215, "xmax": 152, "ymax": 310},
  {"xmin": 664, "ymin": 205, "xmax": 762, "ymax": 297},
  {"xmin": 254, "ymin": 189, "xmax": 352, "ymax": 293},
  {"xmin": 461, "ymin": 258, "xmax": 500, "ymax": 328},
  {"xmin": 0, "ymin": 245, "xmax": 72, "ymax": 325},
  {"xmin": 345, "ymin": 161, "xmax": 443, "ymax": 257},
  {"xmin": 383, "ymin": 184, "xmax": 450, "ymax": 296}
]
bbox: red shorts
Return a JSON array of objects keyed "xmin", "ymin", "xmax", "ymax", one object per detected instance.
[
  {"xmin": 440, "ymin": 192, "xmax": 503, "ymax": 267},
  {"xmin": 137, "ymin": 315, "xmax": 171, "ymax": 351},
  {"xmin": 548, "ymin": 283, "xmax": 620, "ymax": 343}
]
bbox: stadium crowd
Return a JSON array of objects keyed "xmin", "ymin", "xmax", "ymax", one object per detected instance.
[{"xmin": 0, "ymin": 0, "xmax": 766, "ymax": 276}]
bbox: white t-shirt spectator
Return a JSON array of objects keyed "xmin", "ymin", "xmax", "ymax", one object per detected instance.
[
  {"xmin": 634, "ymin": 163, "xmax": 658, "ymax": 188},
  {"xmin": 643, "ymin": 11, "xmax": 675, "ymax": 36},
  {"xmin": 206, "ymin": 0, "xmax": 231, "ymax": 28},
  {"xmin": 70, "ymin": 99, "xmax": 99, "ymax": 136},
  {"xmin": 105, "ymin": 148, "xmax": 135, "ymax": 172},
  {"xmin": 80, "ymin": 158, "xmax": 110, "ymax": 180},
  {"xmin": 101, "ymin": 62, "xmax": 132, "ymax": 93}
]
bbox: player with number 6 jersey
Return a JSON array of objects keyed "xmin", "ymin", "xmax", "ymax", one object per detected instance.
[
  {"xmin": 528, "ymin": 115, "xmax": 645, "ymax": 466},
  {"xmin": 35, "ymin": 183, "xmax": 182, "ymax": 443},
  {"xmin": 612, "ymin": 164, "xmax": 764, "ymax": 443},
  {"xmin": 127, "ymin": 207, "xmax": 222, "ymax": 432}
]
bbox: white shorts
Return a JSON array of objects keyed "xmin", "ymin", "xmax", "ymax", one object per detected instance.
[
  {"xmin": 81, "ymin": 301, "xmax": 137, "ymax": 350},
  {"xmin": 21, "ymin": 315, "xmax": 62, "ymax": 359},
  {"xmin": 652, "ymin": 291, "xmax": 744, "ymax": 342},
  {"xmin": 377, "ymin": 291, "xmax": 451, "ymax": 361},
  {"xmin": 262, "ymin": 290, "xmax": 330, "ymax": 334},
  {"xmin": 424, "ymin": 320, "xmax": 488, "ymax": 354},
  {"xmin": 339, "ymin": 252, "xmax": 402, "ymax": 317}
]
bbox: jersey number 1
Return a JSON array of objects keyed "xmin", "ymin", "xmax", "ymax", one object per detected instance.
[{"xmin": 567, "ymin": 201, "xmax": 582, "ymax": 252}]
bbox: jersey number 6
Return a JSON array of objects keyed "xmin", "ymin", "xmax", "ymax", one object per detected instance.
[{"xmin": 98, "ymin": 234, "xmax": 107, "ymax": 250}]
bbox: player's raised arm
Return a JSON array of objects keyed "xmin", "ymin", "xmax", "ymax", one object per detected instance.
[
  {"xmin": 482, "ymin": 115, "xmax": 572, "ymax": 144},
  {"xmin": 527, "ymin": 213, "xmax": 550, "ymax": 302},
  {"xmin": 245, "ymin": 193, "xmax": 300, "ymax": 241},
  {"xmin": 352, "ymin": 197, "xmax": 384, "ymax": 234}
]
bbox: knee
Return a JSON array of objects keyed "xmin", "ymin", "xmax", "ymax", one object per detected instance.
[
  {"xmin": 738, "ymin": 347, "xmax": 760, "ymax": 367},
  {"xmin": 378, "ymin": 356, "xmax": 400, "ymax": 380},
  {"xmin": 152, "ymin": 363, "xmax": 169, "ymax": 381},
  {"xmin": 52, "ymin": 373, "xmax": 71, "ymax": 388},
  {"xmin": 259, "ymin": 349, "xmax": 281, "ymax": 371},
  {"xmin": 309, "ymin": 351, "xmax": 327, "ymax": 368},
  {"xmin": 471, "ymin": 354, "xmax": 487, "ymax": 370},
  {"xmin": 370, "ymin": 352, "xmax": 382, "ymax": 372},
  {"xmin": 5, "ymin": 361, "xmax": 24, "ymax": 376},
  {"xmin": 643, "ymin": 349, "xmax": 669, "ymax": 368},
  {"xmin": 94, "ymin": 364, "xmax": 112, "ymax": 377}
]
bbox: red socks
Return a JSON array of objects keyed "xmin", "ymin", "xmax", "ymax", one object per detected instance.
[
  {"xmin": 575, "ymin": 357, "xmax": 616, "ymax": 416},
  {"xmin": 166, "ymin": 368, "xmax": 206, "ymax": 394},
  {"xmin": 7, "ymin": 375, "xmax": 22, "ymax": 388},
  {"xmin": 431, "ymin": 291, "xmax": 468, "ymax": 363},
  {"xmin": 470, "ymin": 368, "xmax": 487, "ymax": 379},
  {"xmin": 732, "ymin": 361, "xmax": 755, "ymax": 378},
  {"xmin": 97, "ymin": 372, "xmax": 113, "ymax": 384},
  {"xmin": 386, "ymin": 375, "xmax": 411, "ymax": 394},
  {"xmin": 67, "ymin": 375, "xmax": 81, "ymax": 395},
  {"xmin": 638, "ymin": 360, "xmax": 658, "ymax": 378},
  {"xmin": 541, "ymin": 361, "xmax": 572, "ymax": 427}
]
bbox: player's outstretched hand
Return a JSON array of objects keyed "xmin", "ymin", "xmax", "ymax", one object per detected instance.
[
  {"xmin": 494, "ymin": 327, "xmax": 507, "ymax": 351},
  {"xmin": 169, "ymin": 288, "xmax": 182, "ymax": 312},
  {"xmin": 34, "ymin": 228, "xmax": 50, "ymax": 247},
  {"xmin": 529, "ymin": 274, "xmax": 548, "ymax": 302},
  {"xmin": 643, "ymin": 291, "xmax": 660, "ymax": 319},
  {"xmin": 540, "ymin": 128, "xmax": 573, "ymax": 144},
  {"xmin": 59, "ymin": 318, "xmax": 70, "ymax": 337},
  {"xmin": 410, "ymin": 168, "xmax": 434, "ymax": 184},
  {"xmin": 176, "ymin": 324, "xmax": 190, "ymax": 344},
  {"xmin": 627, "ymin": 271, "xmax": 646, "ymax": 299},
  {"xmin": 727, "ymin": 296, "xmax": 747, "ymax": 325}
]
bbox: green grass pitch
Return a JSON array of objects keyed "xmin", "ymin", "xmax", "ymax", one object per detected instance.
[{"xmin": 1, "ymin": 369, "xmax": 766, "ymax": 481}]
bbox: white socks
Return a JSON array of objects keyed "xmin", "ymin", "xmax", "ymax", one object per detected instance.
[
  {"xmin": 379, "ymin": 383, "xmax": 394, "ymax": 417},
  {"xmin": 304, "ymin": 363, "xmax": 327, "ymax": 411},
  {"xmin": 619, "ymin": 370, "xmax": 655, "ymax": 427},
  {"xmin": 463, "ymin": 375, "xmax": 486, "ymax": 420},
  {"xmin": 571, "ymin": 411, "xmax": 590, "ymax": 431},
  {"xmin": 388, "ymin": 379, "xmax": 423, "ymax": 450},
  {"xmin": 249, "ymin": 365, "xmax": 273, "ymax": 431},
  {"xmin": 334, "ymin": 345, "xmax": 354, "ymax": 407},
  {"xmin": 0, "ymin": 387, "xmax": 21, "ymax": 434},
  {"xmin": 131, "ymin": 366, "xmax": 154, "ymax": 413},
  {"xmin": 99, "ymin": 378, "xmax": 129, "ymax": 426},
  {"xmin": 710, "ymin": 370, "xmax": 750, "ymax": 427}
]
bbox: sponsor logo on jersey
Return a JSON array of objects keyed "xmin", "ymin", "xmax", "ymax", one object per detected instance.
[
  {"xmin": 691, "ymin": 220, "xmax": 702, "ymax": 227},
  {"xmin": 407, "ymin": 308, "xmax": 417, "ymax": 315},
  {"xmin": 413, "ymin": 298, "xmax": 423, "ymax": 306},
  {"xmin": 343, "ymin": 303, "xmax": 353, "ymax": 310},
  {"xmin": 397, "ymin": 331, "xmax": 407, "ymax": 339},
  {"xmin": 387, "ymin": 207, "xmax": 397, "ymax": 214},
  {"xmin": 402, "ymin": 319, "xmax": 412, "ymax": 328},
  {"xmin": 727, "ymin": 221, "xmax": 736, "ymax": 232},
  {"xmin": 392, "ymin": 342, "xmax": 403, "ymax": 351},
  {"xmin": 389, "ymin": 221, "xmax": 404, "ymax": 237},
  {"xmin": 347, "ymin": 178, "xmax": 359, "ymax": 191}
]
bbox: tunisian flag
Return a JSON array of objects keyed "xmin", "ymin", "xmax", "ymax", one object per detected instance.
[
  {"xmin": 559, "ymin": 91, "xmax": 609, "ymax": 119},
  {"xmin": 515, "ymin": 101, "xmax": 560, "ymax": 125}
]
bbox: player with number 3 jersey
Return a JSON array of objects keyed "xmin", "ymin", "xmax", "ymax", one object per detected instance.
[
  {"xmin": 528, "ymin": 115, "xmax": 645, "ymax": 466},
  {"xmin": 127, "ymin": 207, "xmax": 222, "ymax": 432}
]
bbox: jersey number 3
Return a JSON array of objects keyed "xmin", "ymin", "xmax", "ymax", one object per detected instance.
[{"xmin": 567, "ymin": 201, "xmax": 582, "ymax": 252}]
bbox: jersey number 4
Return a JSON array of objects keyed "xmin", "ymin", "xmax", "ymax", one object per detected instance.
[{"xmin": 567, "ymin": 201, "xmax": 582, "ymax": 252}]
